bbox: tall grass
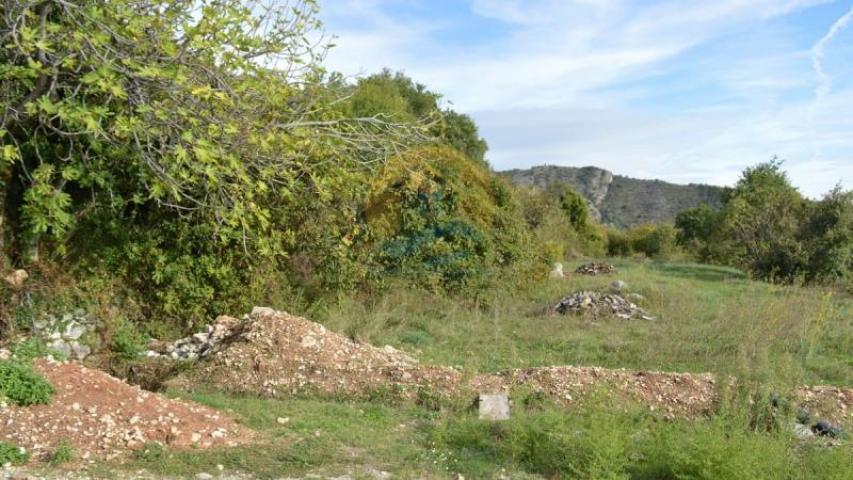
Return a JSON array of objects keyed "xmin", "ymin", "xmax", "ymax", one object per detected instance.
[{"xmin": 316, "ymin": 260, "xmax": 851, "ymax": 387}]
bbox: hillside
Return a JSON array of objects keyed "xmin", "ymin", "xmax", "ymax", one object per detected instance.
[{"xmin": 499, "ymin": 165, "xmax": 724, "ymax": 227}]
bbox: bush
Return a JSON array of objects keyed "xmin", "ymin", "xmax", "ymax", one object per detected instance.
[
  {"xmin": 800, "ymin": 186, "xmax": 853, "ymax": 285},
  {"xmin": 0, "ymin": 361, "xmax": 53, "ymax": 406},
  {"xmin": 10, "ymin": 337, "xmax": 50, "ymax": 362},
  {"xmin": 110, "ymin": 318, "xmax": 147, "ymax": 360},
  {"xmin": 364, "ymin": 146, "xmax": 533, "ymax": 290},
  {"xmin": 606, "ymin": 224, "xmax": 678, "ymax": 259},
  {"xmin": 515, "ymin": 186, "xmax": 605, "ymax": 261},
  {"xmin": 0, "ymin": 441, "xmax": 29, "ymax": 466},
  {"xmin": 49, "ymin": 439, "xmax": 75, "ymax": 466}
]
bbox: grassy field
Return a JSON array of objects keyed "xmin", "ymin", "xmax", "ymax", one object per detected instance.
[{"xmin": 109, "ymin": 259, "xmax": 852, "ymax": 479}]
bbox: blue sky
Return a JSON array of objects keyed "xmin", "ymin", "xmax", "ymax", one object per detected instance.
[{"xmin": 319, "ymin": 0, "xmax": 853, "ymax": 197}]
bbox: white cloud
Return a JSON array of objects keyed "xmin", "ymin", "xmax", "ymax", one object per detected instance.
[
  {"xmin": 476, "ymin": 88, "xmax": 853, "ymax": 197},
  {"xmin": 319, "ymin": 0, "xmax": 851, "ymax": 196}
]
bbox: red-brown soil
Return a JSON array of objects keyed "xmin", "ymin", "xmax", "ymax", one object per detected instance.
[{"xmin": 0, "ymin": 360, "xmax": 252, "ymax": 463}]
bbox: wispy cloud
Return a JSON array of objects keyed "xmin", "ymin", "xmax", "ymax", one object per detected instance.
[{"xmin": 320, "ymin": 0, "xmax": 852, "ymax": 197}]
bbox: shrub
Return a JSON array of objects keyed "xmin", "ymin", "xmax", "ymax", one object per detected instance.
[
  {"xmin": 0, "ymin": 442, "xmax": 29, "ymax": 466},
  {"xmin": 606, "ymin": 224, "xmax": 678, "ymax": 259},
  {"xmin": 0, "ymin": 361, "xmax": 53, "ymax": 406},
  {"xmin": 800, "ymin": 186, "xmax": 853, "ymax": 285},
  {"xmin": 364, "ymin": 146, "xmax": 533, "ymax": 290},
  {"xmin": 49, "ymin": 439, "xmax": 75, "ymax": 466},
  {"xmin": 10, "ymin": 337, "xmax": 49, "ymax": 362},
  {"xmin": 110, "ymin": 318, "xmax": 147, "ymax": 360}
]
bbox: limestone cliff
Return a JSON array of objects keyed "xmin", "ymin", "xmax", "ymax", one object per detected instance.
[{"xmin": 499, "ymin": 165, "xmax": 723, "ymax": 228}]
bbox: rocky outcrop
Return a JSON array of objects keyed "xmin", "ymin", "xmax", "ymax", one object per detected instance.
[{"xmin": 499, "ymin": 165, "xmax": 724, "ymax": 227}]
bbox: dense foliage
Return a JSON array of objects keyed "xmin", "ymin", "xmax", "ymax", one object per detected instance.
[
  {"xmin": 0, "ymin": 1, "xmax": 460, "ymax": 325},
  {"xmin": 1, "ymin": 0, "xmax": 848, "ymax": 341},
  {"xmin": 364, "ymin": 146, "xmax": 530, "ymax": 289},
  {"xmin": 673, "ymin": 161, "xmax": 853, "ymax": 286}
]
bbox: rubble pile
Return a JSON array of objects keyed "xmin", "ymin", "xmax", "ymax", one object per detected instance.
[
  {"xmin": 574, "ymin": 262, "xmax": 617, "ymax": 275},
  {"xmin": 168, "ymin": 307, "xmax": 461, "ymax": 398},
  {"xmin": 552, "ymin": 291, "xmax": 654, "ymax": 320},
  {"xmin": 0, "ymin": 360, "xmax": 252, "ymax": 463},
  {"xmin": 146, "ymin": 315, "xmax": 243, "ymax": 360},
  {"xmin": 797, "ymin": 385, "xmax": 853, "ymax": 429},
  {"xmin": 32, "ymin": 311, "xmax": 95, "ymax": 360}
]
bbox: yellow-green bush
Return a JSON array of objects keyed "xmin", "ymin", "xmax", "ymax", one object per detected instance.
[
  {"xmin": 606, "ymin": 224, "xmax": 679, "ymax": 259},
  {"xmin": 362, "ymin": 146, "xmax": 534, "ymax": 289}
]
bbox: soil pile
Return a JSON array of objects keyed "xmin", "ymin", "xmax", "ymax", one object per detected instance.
[
  {"xmin": 169, "ymin": 307, "xmax": 461, "ymax": 398},
  {"xmin": 473, "ymin": 366, "xmax": 717, "ymax": 418},
  {"xmin": 0, "ymin": 360, "xmax": 252, "ymax": 463},
  {"xmin": 797, "ymin": 385, "xmax": 852, "ymax": 427}
]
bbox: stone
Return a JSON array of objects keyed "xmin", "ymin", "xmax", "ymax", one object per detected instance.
[
  {"xmin": 48, "ymin": 340, "xmax": 72, "ymax": 359},
  {"xmin": 32, "ymin": 318, "xmax": 49, "ymax": 332},
  {"xmin": 301, "ymin": 335, "xmax": 318, "ymax": 348},
  {"xmin": 276, "ymin": 417, "xmax": 290, "ymax": 425},
  {"xmin": 63, "ymin": 322, "xmax": 87, "ymax": 340},
  {"xmin": 478, "ymin": 394, "xmax": 510, "ymax": 421},
  {"xmin": 3, "ymin": 269, "xmax": 28, "ymax": 290},
  {"xmin": 812, "ymin": 420, "xmax": 843, "ymax": 438},
  {"xmin": 251, "ymin": 306, "xmax": 277, "ymax": 317},
  {"xmin": 196, "ymin": 473, "xmax": 214, "ymax": 480},
  {"xmin": 793, "ymin": 423, "xmax": 814, "ymax": 439},
  {"xmin": 192, "ymin": 332, "xmax": 210, "ymax": 344},
  {"xmin": 626, "ymin": 293, "xmax": 645, "ymax": 302},
  {"xmin": 70, "ymin": 342, "xmax": 91, "ymax": 360},
  {"xmin": 0, "ymin": 349, "xmax": 10, "ymax": 361},
  {"xmin": 549, "ymin": 262, "xmax": 564, "ymax": 279},
  {"xmin": 609, "ymin": 280, "xmax": 627, "ymax": 292},
  {"xmin": 574, "ymin": 262, "xmax": 616, "ymax": 275}
]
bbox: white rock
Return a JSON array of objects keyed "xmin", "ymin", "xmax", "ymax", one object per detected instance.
[
  {"xmin": 251, "ymin": 306, "xmax": 276, "ymax": 317},
  {"xmin": 478, "ymin": 394, "xmax": 510, "ymax": 421},
  {"xmin": 549, "ymin": 262, "xmax": 564, "ymax": 279}
]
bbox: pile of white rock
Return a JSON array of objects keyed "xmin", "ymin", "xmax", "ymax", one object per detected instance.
[
  {"xmin": 32, "ymin": 310, "xmax": 94, "ymax": 360},
  {"xmin": 552, "ymin": 291, "xmax": 654, "ymax": 320},
  {"xmin": 146, "ymin": 315, "xmax": 242, "ymax": 360}
]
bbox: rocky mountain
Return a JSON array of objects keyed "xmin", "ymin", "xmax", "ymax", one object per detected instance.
[{"xmin": 499, "ymin": 165, "xmax": 724, "ymax": 228}]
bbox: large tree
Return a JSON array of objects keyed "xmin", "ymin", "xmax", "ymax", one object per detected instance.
[
  {"xmin": 0, "ymin": 0, "xmax": 423, "ymax": 262},
  {"xmin": 718, "ymin": 160, "xmax": 807, "ymax": 281}
]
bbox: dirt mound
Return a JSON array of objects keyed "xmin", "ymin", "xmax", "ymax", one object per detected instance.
[
  {"xmin": 473, "ymin": 366, "xmax": 717, "ymax": 418},
  {"xmin": 574, "ymin": 262, "xmax": 617, "ymax": 275},
  {"xmin": 169, "ymin": 307, "xmax": 461, "ymax": 398},
  {"xmin": 551, "ymin": 291, "xmax": 654, "ymax": 320},
  {"xmin": 0, "ymin": 360, "xmax": 252, "ymax": 463},
  {"xmin": 166, "ymin": 308, "xmax": 852, "ymax": 426},
  {"xmin": 797, "ymin": 385, "xmax": 853, "ymax": 427}
]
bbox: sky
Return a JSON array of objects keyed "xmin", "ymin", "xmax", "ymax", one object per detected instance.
[{"xmin": 318, "ymin": 0, "xmax": 853, "ymax": 197}]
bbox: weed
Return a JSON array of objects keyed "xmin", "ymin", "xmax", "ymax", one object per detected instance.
[
  {"xmin": 49, "ymin": 439, "xmax": 74, "ymax": 465},
  {"xmin": 110, "ymin": 318, "xmax": 147, "ymax": 360}
]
